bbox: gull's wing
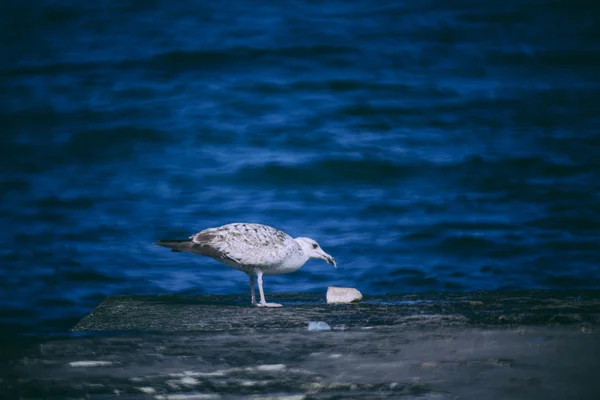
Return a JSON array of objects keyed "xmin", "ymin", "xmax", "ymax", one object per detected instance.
[{"xmin": 190, "ymin": 223, "xmax": 292, "ymax": 266}]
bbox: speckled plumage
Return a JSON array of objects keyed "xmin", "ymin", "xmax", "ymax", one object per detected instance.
[
  {"xmin": 154, "ymin": 223, "xmax": 336, "ymax": 307},
  {"xmin": 189, "ymin": 223, "xmax": 306, "ymax": 274}
]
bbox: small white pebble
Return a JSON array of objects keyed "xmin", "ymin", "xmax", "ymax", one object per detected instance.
[
  {"xmin": 170, "ymin": 370, "xmax": 227, "ymax": 377},
  {"xmin": 154, "ymin": 394, "xmax": 220, "ymax": 400},
  {"xmin": 308, "ymin": 321, "xmax": 331, "ymax": 331},
  {"xmin": 68, "ymin": 361, "xmax": 114, "ymax": 367},
  {"xmin": 180, "ymin": 376, "xmax": 199, "ymax": 385},
  {"xmin": 256, "ymin": 364, "xmax": 286, "ymax": 372}
]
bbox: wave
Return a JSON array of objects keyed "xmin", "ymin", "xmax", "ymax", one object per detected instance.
[
  {"xmin": 230, "ymin": 158, "xmax": 418, "ymax": 186},
  {"xmin": 66, "ymin": 126, "xmax": 169, "ymax": 160},
  {"xmin": 3, "ymin": 45, "xmax": 360, "ymax": 77},
  {"xmin": 225, "ymin": 154, "xmax": 593, "ymax": 189}
]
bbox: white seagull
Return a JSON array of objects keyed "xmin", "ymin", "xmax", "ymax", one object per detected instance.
[{"xmin": 154, "ymin": 223, "xmax": 336, "ymax": 307}]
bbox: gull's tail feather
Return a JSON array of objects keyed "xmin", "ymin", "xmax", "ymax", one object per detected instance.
[{"xmin": 153, "ymin": 239, "xmax": 194, "ymax": 253}]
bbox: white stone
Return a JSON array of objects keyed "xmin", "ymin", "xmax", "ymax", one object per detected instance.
[
  {"xmin": 249, "ymin": 395, "xmax": 306, "ymax": 400},
  {"xmin": 256, "ymin": 364, "xmax": 286, "ymax": 372},
  {"xmin": 326, "ymin": 286, "xmax": 363, "ymax": 304},
  {"xmin": 68, "ymin": 361, "xmax": 114, "ymax": 367},
  {"xmin": 179, "ymin": 376, "xmax": 199, "ymax": 385},
  {"xmin": 308, "ymin": 321, "xmax": 331, "ymax": 331},
  {"xmin": 154, "ymin": 394, "xmax": 220, "ymax": 400},
  {"xmin": 170, "ymin": 370, "xmax": 227, "ymax": 377}
]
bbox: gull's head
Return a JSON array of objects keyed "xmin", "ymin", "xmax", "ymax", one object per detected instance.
[{"xmin": 295, "ymin": 237, "xmax": 336, "ymax": 268}]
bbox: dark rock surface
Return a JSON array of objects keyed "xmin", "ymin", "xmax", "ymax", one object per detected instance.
[
  {"xmin": 73, "ymin": 291, "xmax": 600, "ymax": 332},
  {"xmin": 3, "ymin": 291, "xmax": 600, "ymax": 399}
]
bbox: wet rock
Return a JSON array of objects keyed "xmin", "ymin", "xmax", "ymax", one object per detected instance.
[{"xmin": 5, "ymin": 291, "xmax": 600, "ymax": 399}]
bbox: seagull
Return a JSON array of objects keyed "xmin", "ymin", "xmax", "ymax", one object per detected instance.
[{"xmin": 154, "ymin": 223, "xmax": 336, "ymax": 307}]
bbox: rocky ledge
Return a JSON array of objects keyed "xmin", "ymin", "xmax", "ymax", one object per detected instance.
[{"xmin": 4, "ymin": 290, "xmax": 600, "ymax": 399}]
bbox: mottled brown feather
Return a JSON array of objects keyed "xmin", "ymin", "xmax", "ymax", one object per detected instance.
[{"xmin": 190, "ymin": 231, "xmax": 240, "ymax": 264}]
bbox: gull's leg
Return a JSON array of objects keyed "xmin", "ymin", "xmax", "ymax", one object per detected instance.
[
  {"xmin": 256, "ymin": 271, "xmax": 283, "ymax": 308},
  {"xmin": 248, "ymin": 273, "xmax": 257, "ymax": 306}
]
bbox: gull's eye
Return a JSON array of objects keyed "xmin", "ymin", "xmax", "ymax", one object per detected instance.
[{"xmin": 312, "ymin": 243, "xmax": 318, "ymax": 249}]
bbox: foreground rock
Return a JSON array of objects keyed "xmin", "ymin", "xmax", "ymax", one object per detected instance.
[
  {"xmin": 3, "ymin": 291, "xmax": 600, "ymax": 399},
  {"xmin": 326, "ymin": 286, "xmax": 363, "ymax": 304}
]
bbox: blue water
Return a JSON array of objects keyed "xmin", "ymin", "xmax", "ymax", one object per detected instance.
[{"xmin": 1, "ymin": 0, "xmax": 600, "ymax": 337}]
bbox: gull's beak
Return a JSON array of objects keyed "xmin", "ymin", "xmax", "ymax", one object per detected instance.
[{"xmin": 319, "ymin": 250, "xmax": 336, "ymax": 268}]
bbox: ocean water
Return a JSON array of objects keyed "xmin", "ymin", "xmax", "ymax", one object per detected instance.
[{"xmin": 1, "ymin": 0, "xmax": 600, "ymax": 338}]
